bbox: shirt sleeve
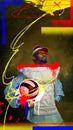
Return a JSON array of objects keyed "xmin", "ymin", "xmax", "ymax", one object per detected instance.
[
  {"xmin": 55, "ymin": 95, "xmax": 62, "ymax": 102},
  {"xmin": 54, "ymin": 78, "xmax": 64, "ymax": 102}
]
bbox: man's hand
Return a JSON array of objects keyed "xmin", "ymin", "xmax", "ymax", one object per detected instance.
[{"xmin": 28, "ymin": 100, "xmax": 34, "ymax": 108}]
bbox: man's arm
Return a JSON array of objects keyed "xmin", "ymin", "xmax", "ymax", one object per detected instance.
[{"xmin": 54, "ymin": 78, "xmax": 64, "ymax": 102}]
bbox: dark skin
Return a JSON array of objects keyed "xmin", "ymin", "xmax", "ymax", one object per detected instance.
[{"xmin": 32, "ymin": 50, "xmax": 48, "ymax": 64}]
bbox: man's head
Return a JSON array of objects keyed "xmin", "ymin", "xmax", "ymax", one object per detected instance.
[{"xmin": 32, "ymin": 45, "xmax": 48, "ymax": 64}]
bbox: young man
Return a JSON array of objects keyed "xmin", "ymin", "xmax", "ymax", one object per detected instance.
[
  {"xmin": 4, "ymin": 45, "xmax": 64, "ymax": 123},
  {"xmin": 26, "ymin": 45, "xmax": 64, "ymax": 123},
  {"xmin": 32, "ymin": 45, "xmax": 48, "ymax": 64}
]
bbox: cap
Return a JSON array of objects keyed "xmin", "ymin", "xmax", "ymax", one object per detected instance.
[{"xmin": 32, "ymin": 45, "xmax": 48, "ymax": 55}]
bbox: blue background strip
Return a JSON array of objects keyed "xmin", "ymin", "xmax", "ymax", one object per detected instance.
[
  {"xmin": 1, "ymin": 0, "xmax": 23, "ymax": 45},
  {"xmin": 33, "ymin": 126, "xmax": 73, "ymax": 130}
]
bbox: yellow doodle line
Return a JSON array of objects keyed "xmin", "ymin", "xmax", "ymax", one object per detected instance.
[
  {"xmin": 2, "ymin": 12, "xmax": 50, "ymax": 129},
  {"xmin": 4, "ymin": 74, "xmax": 56, "ymax": 130},
  {"xmin": 5, "ymin": 75, "xmax": 55, "ymax": 100},
  {"xmin": 4, "ymin": 75, "xmax": 56, "ymax": 127},
  {"xmin": 2, "ymin": 5, "xmax": 58, "ymax": 127},
  {"xmin": 3, "ymin": 100, "xmax": 14, "ymax": 130},
  {"xmin": 2, "ymin": 49, "xmax": 19, "ymax": 85},
  {"xmin": 2, "ymin": 12, "xmax": 48, "ymax": 86}
]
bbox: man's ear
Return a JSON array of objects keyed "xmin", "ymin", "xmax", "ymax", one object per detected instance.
[{"xmin": 32, "ymin": 56, "xmax": 36, "ymax": 61}]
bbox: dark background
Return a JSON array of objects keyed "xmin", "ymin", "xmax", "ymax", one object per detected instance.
[{"xmin": 0, "ymin": 1, "xmax": 73, "ymax": 123}]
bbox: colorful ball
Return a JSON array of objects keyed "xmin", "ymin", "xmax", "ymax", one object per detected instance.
[{"xmin": 19, "ymin": 79, "xmax": 39, "ymax": 99}]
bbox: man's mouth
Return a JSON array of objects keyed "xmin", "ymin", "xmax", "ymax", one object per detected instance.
[{"xmin": 42, "ymin": 57, "xmax": 46, "ymax": 60}]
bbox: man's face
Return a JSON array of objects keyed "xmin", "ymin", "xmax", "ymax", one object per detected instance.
[{"xmin": 35, "ymin": 50, "xmax": 48, "ymax": 64}]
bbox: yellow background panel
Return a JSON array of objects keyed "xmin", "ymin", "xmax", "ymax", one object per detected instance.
[
  {"xmin": 41, "ymin": 27, "xmax": 73, "ymax": 34},
  {"xmin": 0, "ymin": 125, "xmax": 32, "ymax": 130}
]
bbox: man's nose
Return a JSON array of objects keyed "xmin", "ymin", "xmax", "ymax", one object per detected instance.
[{"xmin": 43, "ymin": 53, "xmax": 46, "ymax": 56}]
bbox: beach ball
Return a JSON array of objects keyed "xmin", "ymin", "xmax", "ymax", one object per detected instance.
[{"xmin": 19, "ymin": 79, "xmax": 39, "ymax": 105}]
